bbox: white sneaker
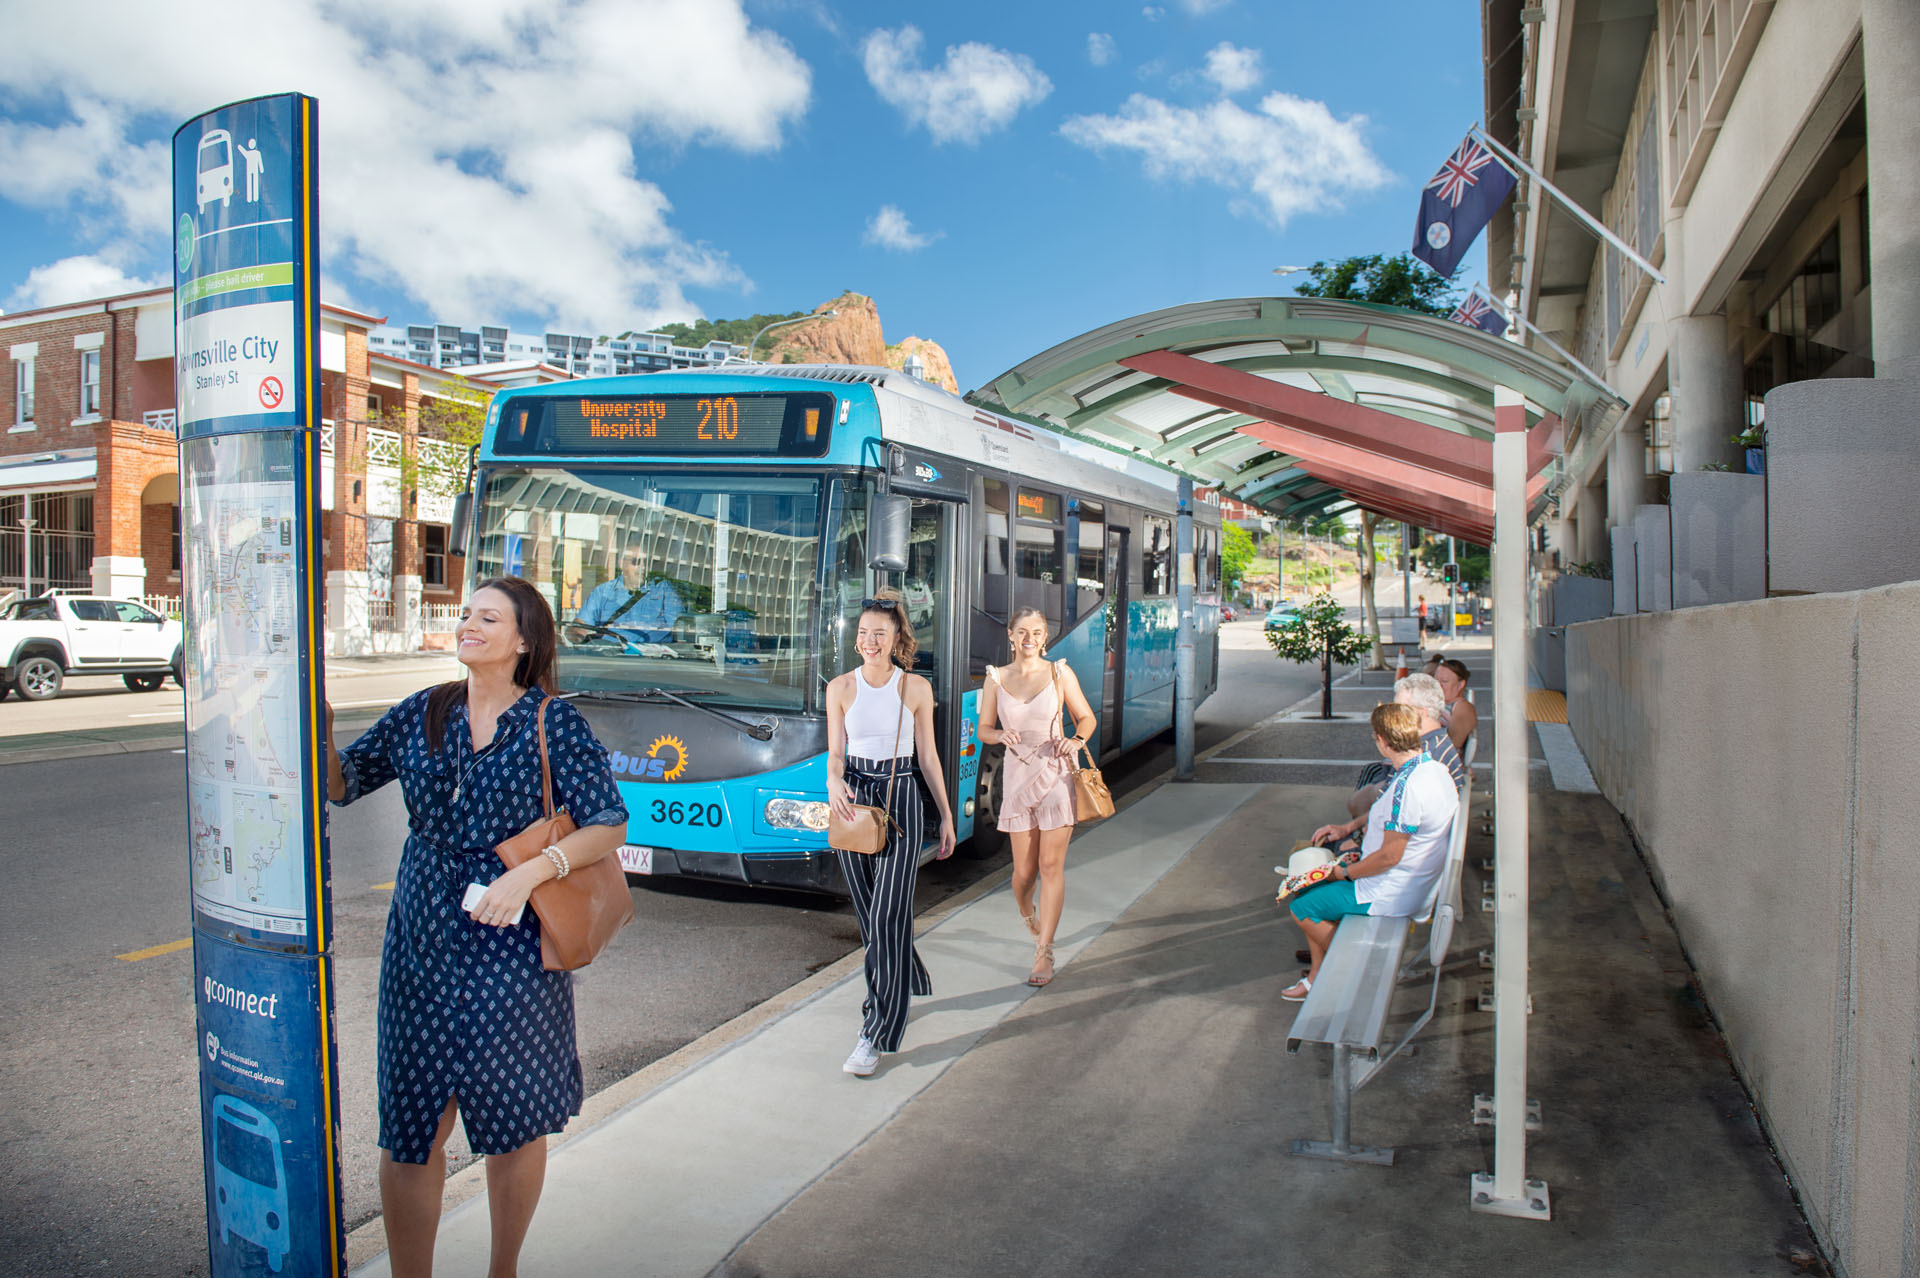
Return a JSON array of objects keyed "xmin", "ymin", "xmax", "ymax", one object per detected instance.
[{"xmin": 843, "ymin": 1037, "xmax": 880, "ymax": 1076}]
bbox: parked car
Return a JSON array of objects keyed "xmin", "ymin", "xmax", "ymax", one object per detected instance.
[
  {"xmin": 1263, "ymin": 603, "xmax": 1302, "ymax": 634},
  {"xmin": 0, "ymin": 592, "xmax": 185, "ymax": 701}
]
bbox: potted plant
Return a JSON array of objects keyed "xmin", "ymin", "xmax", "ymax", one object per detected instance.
[{"xmin": 1731, "ymin": 425, "xmax": 1765, "ymax": 475}]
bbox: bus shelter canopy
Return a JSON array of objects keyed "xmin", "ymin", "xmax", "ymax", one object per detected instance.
[{"xmin": 969, "ymin": 297, "xmax": 1613, "ymax": 544}]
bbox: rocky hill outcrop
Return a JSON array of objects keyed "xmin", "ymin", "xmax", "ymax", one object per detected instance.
[{"xmin": 764, "ymin": 292, "xmax": 959, "ymax": 393}]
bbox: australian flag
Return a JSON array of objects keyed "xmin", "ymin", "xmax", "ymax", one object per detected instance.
[
  {"xmin": 1448, "ymin": 293, "xmax": 1509, "ymax": 337},
  {"xmin": 1412, "ymin": 135, "xmax": 1517, "ymax": 277}
]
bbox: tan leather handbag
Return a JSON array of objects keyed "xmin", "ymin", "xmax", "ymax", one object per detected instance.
[
  {"xmin": 1047, "ymin": 662, "xmax": 1114, "ymax": 822},
  {"xmin": 828, "ymin": 690, "xmax": 906, "ymax": 854},
  {"xmin": 494, "ymin": 697, "xmax": 635, "ymax": 971}
]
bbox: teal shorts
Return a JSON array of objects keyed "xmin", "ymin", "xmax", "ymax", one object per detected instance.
[{"xmin": 1289, "ymin": 878, "xmax": 1373, "ymax": 924}]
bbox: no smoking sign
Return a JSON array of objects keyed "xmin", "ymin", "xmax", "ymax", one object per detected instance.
[{"xmin": 258, "ymin": 376, "xmax": 285, "ymax": 409}]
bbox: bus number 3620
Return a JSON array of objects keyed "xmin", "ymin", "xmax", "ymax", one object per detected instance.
[{"xmin": 650, "ymin": 799, "xmax": 725, "ymax": 827}]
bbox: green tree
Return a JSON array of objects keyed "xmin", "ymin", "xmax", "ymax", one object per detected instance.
[
  {"xmin": 407, "ymin": 385, "xmax": 489, "ymax": 499},
  {"xmin": 1291, "ymin": 253, "xmax": 1459, "ymax": 317},
  {"xmin": 1220, "ymin": 522, "xmax": 1254, "ymax": 596},
  {"xmin": 1265, "ymin": 592, "xmax": 1371, "ymax": 719},
  {"xmin": 654, "ymin": 309, "xmax": 806, "ymax": 352}
]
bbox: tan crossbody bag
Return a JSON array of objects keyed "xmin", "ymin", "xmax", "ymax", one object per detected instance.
[{"xmin": 828, "ymin": 691, "xmax": 907, "ymax": 854}]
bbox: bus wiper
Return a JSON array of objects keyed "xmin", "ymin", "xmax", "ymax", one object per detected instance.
[{"xmin": 565, "ymin": 688, "xmax": 776, "ymax": 741}]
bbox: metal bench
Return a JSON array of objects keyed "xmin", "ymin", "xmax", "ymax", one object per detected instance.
[{"xmin": 1286, "ymin": 778, "xmax": 1470, "ymax": 1165}]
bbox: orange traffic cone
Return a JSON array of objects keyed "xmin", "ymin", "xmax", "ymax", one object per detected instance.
[{"xmin": 1394, "ymin": 649, "xmax": 1410, "ymax": 680}]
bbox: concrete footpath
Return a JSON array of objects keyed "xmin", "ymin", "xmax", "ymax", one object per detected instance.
[{"xmin": 355, "ymin": 647, "xmax": 1827, "ymax": 1277}]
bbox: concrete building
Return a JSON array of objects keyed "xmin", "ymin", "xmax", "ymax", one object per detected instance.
[
  {"xmin": 1491, "ymin": 5, "xmax": 1920, "ymax": 1274},
  {"xmin": 0, "ymin": 288, "xmax": 506, "ymax": 653},
  {"xmin": 367, "ymin": 320, "xmax": 744, "ymax": 378},
  {"xmin": 1488, "ymin": 0, "xmax": 1918, "ymax": 605}
]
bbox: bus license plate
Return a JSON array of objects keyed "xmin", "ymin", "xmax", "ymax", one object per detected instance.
[{"xmin": 617, "ymin": 845, "xmax": 654, "ymax": 875}]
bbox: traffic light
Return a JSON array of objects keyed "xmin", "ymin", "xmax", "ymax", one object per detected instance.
[
  {"xmin": 1407, "ymin": 526, "xmax": 1423, "ymax": 550},
  {"xmin": 1442, "ymin": 562, "xmax": 1459, "ymax": 583}
]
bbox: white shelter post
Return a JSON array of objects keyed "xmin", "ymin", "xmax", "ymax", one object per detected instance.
[{"xmin": 1471, "ymin": 383, "xmax": 1549, "ymax": 1218}]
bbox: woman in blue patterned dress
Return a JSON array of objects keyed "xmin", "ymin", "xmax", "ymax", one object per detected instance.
[{"xmin": 325, "ymin": 576, "xmax": 628, "ymax": 1278}]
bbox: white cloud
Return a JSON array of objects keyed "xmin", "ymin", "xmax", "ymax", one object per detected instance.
[
  {"xmin": 1060, "ymin": 91, "xmax": 1391, "ymax": 228},
  {"xmin": 862, "ymin": 26, "xmax": 1052, "ymax": 145},
  {"xmin": 7, "ymin": 254, "xmax": 161, "ymax": 310},
  {"xmin": 1178, "ymin": 0, "xmax": 1231, "ymax": 12},
  {"xmin": 0, "ymin": 0, "xmax": 812, "ymax": 331},
  {"xmin": 1088, "ymin": 33, "xmax": 1119, "ymax": 67},
  {"xmin": 1141, "ymin": 6, "xmax": 1166, "ymax": 19},
  {"xmin": 1203, "ymin": 42, "xmax": 1262, "ymax": 94},
  {"xmin": 863, "ymin": 205, "xmax": 937, "ymax": 252}
]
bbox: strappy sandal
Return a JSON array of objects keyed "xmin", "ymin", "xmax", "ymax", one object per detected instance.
[
  {"xmin": 1281, "ymin": 975, "xmax": 1313, "ymax": 1002},
  {"xmin": 1027, "ymin": 941, "xmax": 1055, "ymax": 987},
  {"xmin": 1019, "ymin": 908, "xmax": 1041, "ymax": 939}
]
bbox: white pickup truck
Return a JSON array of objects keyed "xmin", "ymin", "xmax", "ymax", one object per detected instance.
[{"xmin": 0, "ymin": 592, "xmax": 186, "ymax": 701}]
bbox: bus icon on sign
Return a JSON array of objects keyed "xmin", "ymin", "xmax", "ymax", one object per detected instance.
[
  {"xmin": 211, "ymin": 1093, "xmax": 289, "ymax": 1272},
  {"xmin": 197, "ymin": 129, "xmax": 234, "ymax": 212}
]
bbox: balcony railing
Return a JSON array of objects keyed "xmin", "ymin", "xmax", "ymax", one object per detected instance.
[{"xmin": 143, "ymin": 409, "xmax": 177, "ymax": 434}]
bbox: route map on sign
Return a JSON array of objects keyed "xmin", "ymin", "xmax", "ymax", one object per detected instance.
[{"xmin": 181, "ymin": 434, "xmax": 310, "ymax": 937}]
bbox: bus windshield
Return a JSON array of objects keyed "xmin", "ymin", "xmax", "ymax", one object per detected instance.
[{"xmin": 472, "ymin": 468, "xmax": 823, "ymax": 710}]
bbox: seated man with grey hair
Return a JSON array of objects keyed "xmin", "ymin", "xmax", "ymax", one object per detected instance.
[{"xmin": 1285, "ymin": 674, "xmax": 1464, "ymax": 868}]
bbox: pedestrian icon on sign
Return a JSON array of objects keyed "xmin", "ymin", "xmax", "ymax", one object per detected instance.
[{"xmin": 238, "ymin": 138, "xmax": 265, "ymax": 203}]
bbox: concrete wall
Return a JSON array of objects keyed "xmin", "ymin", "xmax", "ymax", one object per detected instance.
[
  {"xmin": 1566, "ymin": 583, "xmax": 1920, "ymax": 1278},
  {"xmin": 1767, "ymin": 377, "xmax": 1920, "ymax": 594},
  {"xmin": 1669, "ymin": 472, "xmax": 1766, "ymax": 607}
]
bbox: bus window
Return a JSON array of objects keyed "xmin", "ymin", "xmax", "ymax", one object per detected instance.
[
  {"xmin": 1014, "ymin": 486, "xmax": 1063, "ymax": 633},
  {"xmin": 1074, "ymin": 501, "xmax": 1105, "ymax": 619},
  {"xmin": 1143, "ymin": 515, "xmax": 1173, "ymax": 595},
  {"xmin": 979, "ymin": 477, "xmax": 1009, "ymax": 622}
]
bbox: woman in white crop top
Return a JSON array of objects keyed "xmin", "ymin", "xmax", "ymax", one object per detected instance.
[{"xmin": 823, "ymin": 592, "xmax": 956, "ymax": 1076}]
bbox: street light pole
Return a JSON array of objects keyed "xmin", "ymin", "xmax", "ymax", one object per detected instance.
[{"xmin": 747, "ymin": 309, "xmax": 839, "ymax": 363}]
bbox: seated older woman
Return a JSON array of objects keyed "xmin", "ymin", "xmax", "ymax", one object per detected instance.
[{"xmin": 1282, "ymin": 702, "xmax": 1460, "ymax": 1002}]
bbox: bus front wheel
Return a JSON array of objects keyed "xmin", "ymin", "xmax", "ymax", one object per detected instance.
[{"xmin": 960, "ymin": 748, "xmax": 1006, "ymax": 859}]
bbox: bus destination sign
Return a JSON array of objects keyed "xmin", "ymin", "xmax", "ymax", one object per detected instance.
[{"xmin": 500, "ymin": 392, "xmax": 835, "ymax": 457}]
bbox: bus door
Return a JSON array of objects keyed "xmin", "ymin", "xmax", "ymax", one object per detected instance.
[
  {"xmin": 901, "ymin": 496, "xmax": 958, "ymax": 826},
  {"xmin": 1102, "ymin": 525, "xmax": 1128, "ymax": 762}
]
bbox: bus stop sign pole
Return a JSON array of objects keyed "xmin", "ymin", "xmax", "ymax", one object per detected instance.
[{"xmin": 173, "ymin": 93, "xmax": 346, "ymax": 1276}]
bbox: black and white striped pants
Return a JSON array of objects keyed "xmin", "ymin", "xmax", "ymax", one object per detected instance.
[{"xmin": 837, "ymin": 755, "xmax": 932, "ymax": 1053}]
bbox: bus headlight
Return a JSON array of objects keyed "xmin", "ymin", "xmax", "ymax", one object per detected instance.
[{"xmin": 764, "ymin": 798, "xmax": 831, "ymax": 831}]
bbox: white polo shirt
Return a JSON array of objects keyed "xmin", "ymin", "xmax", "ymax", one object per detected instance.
[{"xmin": 1353, "ymin": 753, "xmax": 1460, "ymax": 917}]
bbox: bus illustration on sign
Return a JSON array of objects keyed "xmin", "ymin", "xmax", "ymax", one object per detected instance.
[
  {"xmin": 211, "ymin": 1093, "xmax": 289, "ymax": 1272},
  {"xmin": 196, "ymin": 129, "xmax": 234, "ymax": 212}
]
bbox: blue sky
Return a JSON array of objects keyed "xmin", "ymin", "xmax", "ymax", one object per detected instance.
[{"xmin": 0, "ymin": 0, "xmax": 1486, "ymax": 390}]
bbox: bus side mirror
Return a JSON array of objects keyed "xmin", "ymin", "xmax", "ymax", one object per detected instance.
[
  {"xmin": 868, "ymin": 493, "xmax": 911, "ymax": 572},
  {"xmin": 450, "ymin": 493, "xmax": 472, "ymax": 561}
]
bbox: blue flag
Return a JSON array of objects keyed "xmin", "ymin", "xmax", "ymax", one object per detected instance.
[
  {"xmin": 1412, "ymin": 135, "xmax": 1517, "ymax": 278},
  {"xmin": 1448, "ymin": 294, "xmax": 1509, "ymax": 337}
]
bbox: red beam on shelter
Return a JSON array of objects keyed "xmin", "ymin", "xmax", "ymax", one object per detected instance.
[
  {"xmin": 1122, "ymin": 348, "xmax": 1561, "ymax": 482},
  {"xmin": 1296, "ymin": 461, "xmax": 1495, "ymax": 544},
  {"xmin": 1123, "ymin": 348, "xmax": 1493, "ymax": 485},
  {"xmin": 1233, "ymin": 421, "xmax": 1496, "ymax": 512}
]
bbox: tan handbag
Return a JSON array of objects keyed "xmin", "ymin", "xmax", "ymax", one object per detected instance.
[
  {"xmin": 494, "ymin": 696, "xmax": 635, "ymax": 971},
  {"xmin": 1048, "ymin": 661, "xmax": 1114, "ymax": 822},
  {"xmin": 828, "ymin": 686, "xmax": 906, "ymax": 854}
]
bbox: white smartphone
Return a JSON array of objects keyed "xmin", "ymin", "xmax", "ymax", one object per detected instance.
[{"xmin": 463, "ymin": 881, "xmax": 526, "ymax": 926}]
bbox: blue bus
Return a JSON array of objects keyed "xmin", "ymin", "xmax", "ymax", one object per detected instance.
[{"xmin": 456, "ymin": 365, "xmax": 1221, "ymax": 891}]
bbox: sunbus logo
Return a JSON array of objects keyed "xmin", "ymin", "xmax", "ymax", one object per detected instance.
[{"xmin": 609, "ymin": 735, "xmax": 688, "ymax": 782}]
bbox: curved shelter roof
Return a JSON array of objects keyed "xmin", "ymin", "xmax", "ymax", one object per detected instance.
[{"xmin": 969, "ymin": 297, "xmax": 1615, "ymax": 545}]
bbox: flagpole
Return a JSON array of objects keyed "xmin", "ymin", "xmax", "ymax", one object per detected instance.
[
  {"xmin": 1471, "ymin": 285, "xmax": 1628, "ymax": 406},
  {"xmin": 1469, "ymin": 124, "xmax": 1667, "ymax": 286}
]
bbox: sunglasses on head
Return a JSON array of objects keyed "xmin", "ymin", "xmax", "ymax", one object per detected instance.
[{"xmin": 860, "ymin": 597, "xmax": 901, "ymax": 613}]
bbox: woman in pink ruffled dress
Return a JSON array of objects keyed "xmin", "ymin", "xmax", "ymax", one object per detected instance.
[{"xmin": 977, "ymin": 607, "xmax": 1097, "ymax": 986}]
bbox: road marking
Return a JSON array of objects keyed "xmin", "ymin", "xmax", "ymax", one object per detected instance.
[
  {"xmin": 371, "ymin": 881, "xmax": 395, "ymax": 890},
  {"xmin": 129, "ymin": 710, "xmax": 186, "ymax": 719},
  {"xmin": 118, "ymin": 937, "xmax": 192, "ymax": 962}
]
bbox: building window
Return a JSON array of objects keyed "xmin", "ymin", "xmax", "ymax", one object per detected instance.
[
  {"xmin": 423, "ymin": 524, "xmax": 448, "ymax": 587},
  {"xmin": 1644, "ymin": 394, "xmax": 1673, "ymax": 476},
  {"xmin": 79, "ymin": 350, "xmax": 101, "ymax": 417},
  {"xmin": 12, "ymin": 358, "xmax": 32, "ymax": 423}
]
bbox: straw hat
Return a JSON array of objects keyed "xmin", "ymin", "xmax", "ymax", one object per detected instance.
[{"xmin": 1286, "ymin": 845, "xmax": 1335, "ymax": 879}]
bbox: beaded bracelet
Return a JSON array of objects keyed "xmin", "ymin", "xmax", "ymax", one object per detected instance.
[{"xmin": 543, "ymin": 844, "xmax": 570, "ymax": 880}]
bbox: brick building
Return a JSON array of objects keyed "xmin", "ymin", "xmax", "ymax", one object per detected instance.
[{"xmin": 0, "ymin": 286, "xmax": 530, "ymax": 653}]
